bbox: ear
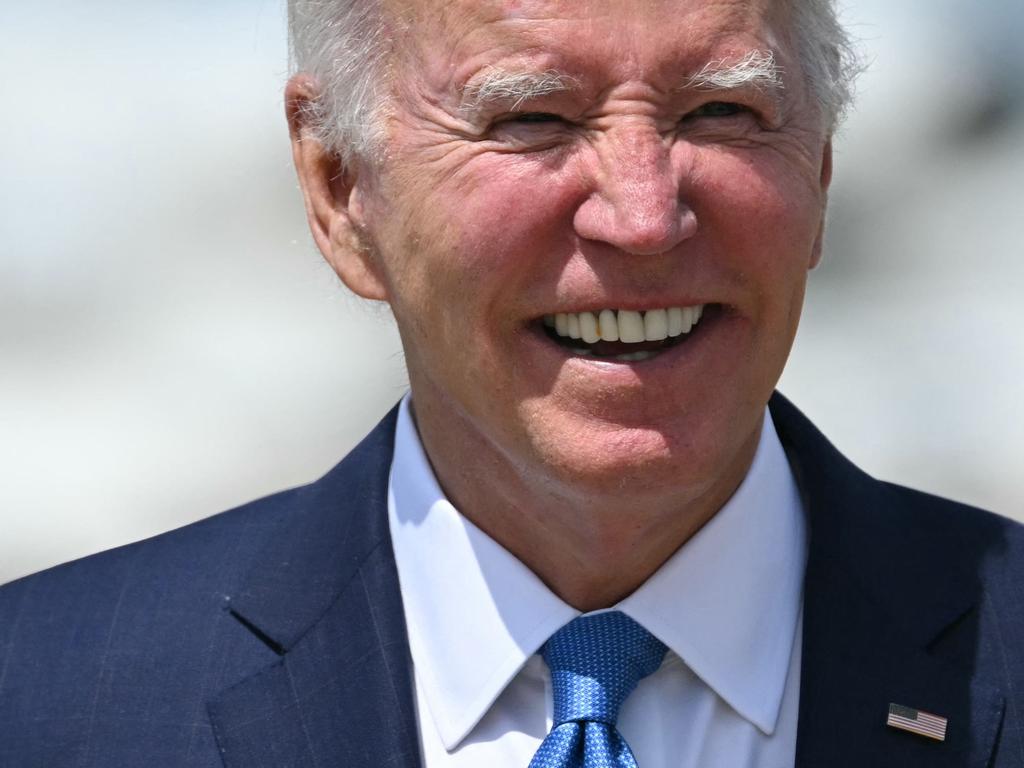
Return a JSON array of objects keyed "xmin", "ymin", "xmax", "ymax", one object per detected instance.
[
  {"xmin": 809, "ymin": 138, "xmax": 833, "ymax": 270},
  {"xmin": 285, "ymin": 75, "xmax": 389, "ymax": 301}
]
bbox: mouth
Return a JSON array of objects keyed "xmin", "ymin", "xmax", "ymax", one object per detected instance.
[{"xmin": 536, "ymin": 304, "xmax": 715, "ymax": 363}]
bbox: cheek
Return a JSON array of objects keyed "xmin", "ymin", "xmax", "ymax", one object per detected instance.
[
  {"xmin": 376, "ymin": 155, "xmax": 581, "ymax": 363},
  {"xmin": 685, "ymin": 150, "xmax": 821, "ymax": 361},
  {"xmin": 419, "ymin": 155, "xmax": 585, "ymax": 297},
  {"xmin": 447, "ymin": 156, "xmax": 578, "ymax": 242},
  {"xmin": 690, "ymin": 150, "xmax": 824, "ymax": 275}
]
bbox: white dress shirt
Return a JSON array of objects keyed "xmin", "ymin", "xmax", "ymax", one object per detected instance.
[{"xmin": 388, "ymin": 395, "xmax": 807, "ymax": 768}]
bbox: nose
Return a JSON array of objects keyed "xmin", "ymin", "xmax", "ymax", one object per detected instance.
[{"xmin": 573, "ymin": 125, "xmax": 696, "ymax": 255}]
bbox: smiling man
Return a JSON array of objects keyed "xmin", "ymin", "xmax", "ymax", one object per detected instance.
[
  {"xmin": 293, "ymin": 0, "xmax": 830, "ymax": 613},
  {"xmin": 1, "ymin": 1, "xmax": 1023, "ymax": 766}
]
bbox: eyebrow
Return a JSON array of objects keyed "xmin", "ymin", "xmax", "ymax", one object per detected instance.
[
  {"xmin": 681, "ymin": 49, "xmax": 784, "ymax": 93},
  {"xmin": 460, "ymin": 68, "xmax": 579, "ymax": 114},
  {"xmin": 458, "ymin": 49, "xmax": 784, "ymax": 117}
]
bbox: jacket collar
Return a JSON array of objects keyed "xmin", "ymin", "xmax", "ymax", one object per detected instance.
[
  {"xmin": 207, "ymin": 405, "xmax": 422, "ymax": 768},
  {"xmin": 770, "ymin": 392, "xmax": 1005, "ymax": 768}
]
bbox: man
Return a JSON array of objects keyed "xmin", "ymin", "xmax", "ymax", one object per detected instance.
[{"xmin": 1, "ymin": 0, "xmax": 1021, "ymax": 766}]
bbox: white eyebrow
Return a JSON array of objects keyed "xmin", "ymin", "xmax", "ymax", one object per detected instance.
[
  {"xmin": 460, "ymin": 68, "xmax": 579, "ymax": 113},
  {"xmin": 458, "ymin": 52, "xmax": 782, "ymax": 117},
  {"xmin": 682, "ymin": 50, "xmax": 784, "ymax": 93}
]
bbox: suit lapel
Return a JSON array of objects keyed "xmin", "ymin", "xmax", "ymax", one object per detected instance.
[
  {"xmin": 207, "ymin": 407, "xmax": 422, "ymax": 768},
  {"xmin": 796, "ymin": 545, "xmax": 1003, "ymax": 768},
  {"xmin": 770, "ymin": 394, "xmax": 1005, "ymax": 768}
]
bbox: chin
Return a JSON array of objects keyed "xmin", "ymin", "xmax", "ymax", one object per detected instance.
[{"xmin": 522, "ymin": 410, "xmax": 728, "ymax": 498}]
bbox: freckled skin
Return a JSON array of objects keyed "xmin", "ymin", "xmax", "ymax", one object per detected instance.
[{"xmin": 292, "ymin": 0, "xmax": 831, "ymax": 609}]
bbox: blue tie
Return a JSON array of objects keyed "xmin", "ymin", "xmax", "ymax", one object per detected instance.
[{"xmin": 529, "ymin": 611, "xmax": 668, "ymax": 768}]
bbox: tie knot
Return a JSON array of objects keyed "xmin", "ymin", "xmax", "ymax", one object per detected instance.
[{"xmin": 542, "ymin": 611, "xmax": 667, "ymax": 727}]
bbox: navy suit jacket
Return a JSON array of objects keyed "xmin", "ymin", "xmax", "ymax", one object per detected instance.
[{"xmin": 2, "ymin": 393, "xmax": 1022, "ymax": 767}]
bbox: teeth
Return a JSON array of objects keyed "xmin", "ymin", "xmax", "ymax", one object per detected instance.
[
  {"xmin": 666, "ymin": 307, "xmax": 684, "ymax": 337},
  {"xmin": 567, "ymin": 313, "xmax": 582, "ymax": 340},
  {"xmin": 643, "ymin": 309, "xmax": 668, "ymax": 341},
  {"xmin": 579, "ymin": 311, "xmax": 600, "ymax": 344},
  {"xmin": 547, "ymin": 306, "xmax": 706, "ymax": 345},
  {"xmin": 684, "ymin": 306, "xmax": 696, "ymax": 329},
  {"xmin": 598, "ymin": 309, "xmax": 619, "ymax": 342},
  {"xmin": 617, "ymin": 310, "xmax": 645, "ymax": 343}
]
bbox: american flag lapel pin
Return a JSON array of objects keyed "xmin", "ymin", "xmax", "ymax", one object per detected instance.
[{"xmin": 886, "ymin": 703, "xmax": 948, "ymax": 742}]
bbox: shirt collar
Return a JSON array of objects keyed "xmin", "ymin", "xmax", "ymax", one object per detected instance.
[
  {"xmin": 616, "ymin": 408, "xmax": 806, "ymax": 735},
  {"xmin": 388, "ymin": 396, "xmax": 577, "ymax": 750},
  {"xmin": 388, "ymin": 395, "xmax": 805, "ymax": 749}
]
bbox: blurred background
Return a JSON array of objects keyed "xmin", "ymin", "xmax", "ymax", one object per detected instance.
[{"xmin": 1, "ymin": 0, "xmax": 1022, "ymax": 585}]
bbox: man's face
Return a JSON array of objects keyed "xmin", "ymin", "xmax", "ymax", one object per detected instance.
[{"xmin": 345, "ymin": 0, "xmax": 830, "ymax": 501}]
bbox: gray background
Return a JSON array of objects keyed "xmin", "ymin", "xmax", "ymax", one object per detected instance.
[{"xmin": 2, "ymin": 0, "xmax": 1022, "ymax": 585}]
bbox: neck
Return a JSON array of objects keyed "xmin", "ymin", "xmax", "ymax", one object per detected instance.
[{"xmin": 409, "ymin": 400, "xmax": 762, "ymax": 613}]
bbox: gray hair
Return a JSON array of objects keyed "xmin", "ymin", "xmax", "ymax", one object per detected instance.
[
  {"xmin": 788, "ymin": 0, "xmax": 862, "ymax": 132},
  {"xmin": 287, "ymin": 0, "xmax": 860, "ymax": 161},
  {"xmin": 288, "ymin": 0, "xmax": 388, "ymax": 165}
]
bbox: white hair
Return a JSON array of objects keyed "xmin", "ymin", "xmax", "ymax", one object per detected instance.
[
  {"xmin": 683, "ymin": 49, "xmax": 784, "ymax": 92},
  {"xmin": 461, "ymin": 68, "xmax": 578, "ymax": 113},
  {"xmin": 788, "ymin": 0, "xmax": 862, "ymax": 131},
  {"xmin": 287, "ymin": 0, "xmax": 860, "ymax": 159},
  {"xmin": 288, "ymin": 0, "xmax": 388, "ymax": 165}
]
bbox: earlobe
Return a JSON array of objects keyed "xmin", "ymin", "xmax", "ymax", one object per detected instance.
[
  {"xmin": 325, "ymin": 178, "xmax": 391, "ymax": 302},
  {"xmin": 285, "ymin": 75, "xmax": 390, "ymax": 302}
]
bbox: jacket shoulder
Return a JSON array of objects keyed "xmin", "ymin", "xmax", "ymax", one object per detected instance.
[
  {"xmin": 0, "ymin": 406, "xmax": 399, "ymax": 766},
  {"xmin": 0, "ymin": 485, "xmax": 311, "ymax": 765},
  {"xmin": 1, "ymin": 478, "xmax": 307, "ymax": 625},
  {"xmin": 771, "ymin": 392, "xmax": 1024, "ymax": 766},
  {"xmin": 876, "ymin": 480, "xmax": 1024, "ymax": 604},
  {"xmin": 771, "ymin": 390, "xmax": 1024, "ymax": 581}
]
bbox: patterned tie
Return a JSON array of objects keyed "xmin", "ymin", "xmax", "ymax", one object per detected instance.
[{"xmin": 529, "ymin": 611, "xmax": 668, "ymax": 768}]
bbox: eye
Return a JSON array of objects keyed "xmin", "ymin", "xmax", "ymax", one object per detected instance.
[
  {"xmin": 501, "ymin": 112, "xmax": 565, "ymax": 125},
  {"xmin": 684, "ymin": 101, "xmax": 750, "ymax": 120},
  {"xmin": 486, "ymin": 111, "xmax": 575, "ymax": 152}
]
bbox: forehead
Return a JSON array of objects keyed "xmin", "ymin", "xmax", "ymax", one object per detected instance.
[{"xmin": 390, "ymin": 0, "xmax": 789, "ymax": 87}]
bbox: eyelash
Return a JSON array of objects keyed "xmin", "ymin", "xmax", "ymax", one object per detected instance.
[
  {"xmin": 488, "ymin": 101, "xmax": 758, "ymax": 147},
  {"xmin": 499, "ymin": 101, "xmax": 751, "ymax": 127},
  {"xmin": 685, "ymin": 101, "xmax": 750, "ymax": 119},
  {"xmin": 501, "ymin": 112, "xmax": 565, "ymax": 125}
]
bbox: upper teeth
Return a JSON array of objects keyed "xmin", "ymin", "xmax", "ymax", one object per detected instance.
[{"xmin": 544, "ymin": 306, "xmax": 704, "ymax": 344}]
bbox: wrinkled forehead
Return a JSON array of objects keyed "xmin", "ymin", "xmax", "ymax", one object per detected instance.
[
  {"xmin": 390, "ymin": 0, "xmax": 781, "ymax": 29},
  {"xmin": 386, "ymin": 0, "xmax": 791, "ymax": 87}
]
